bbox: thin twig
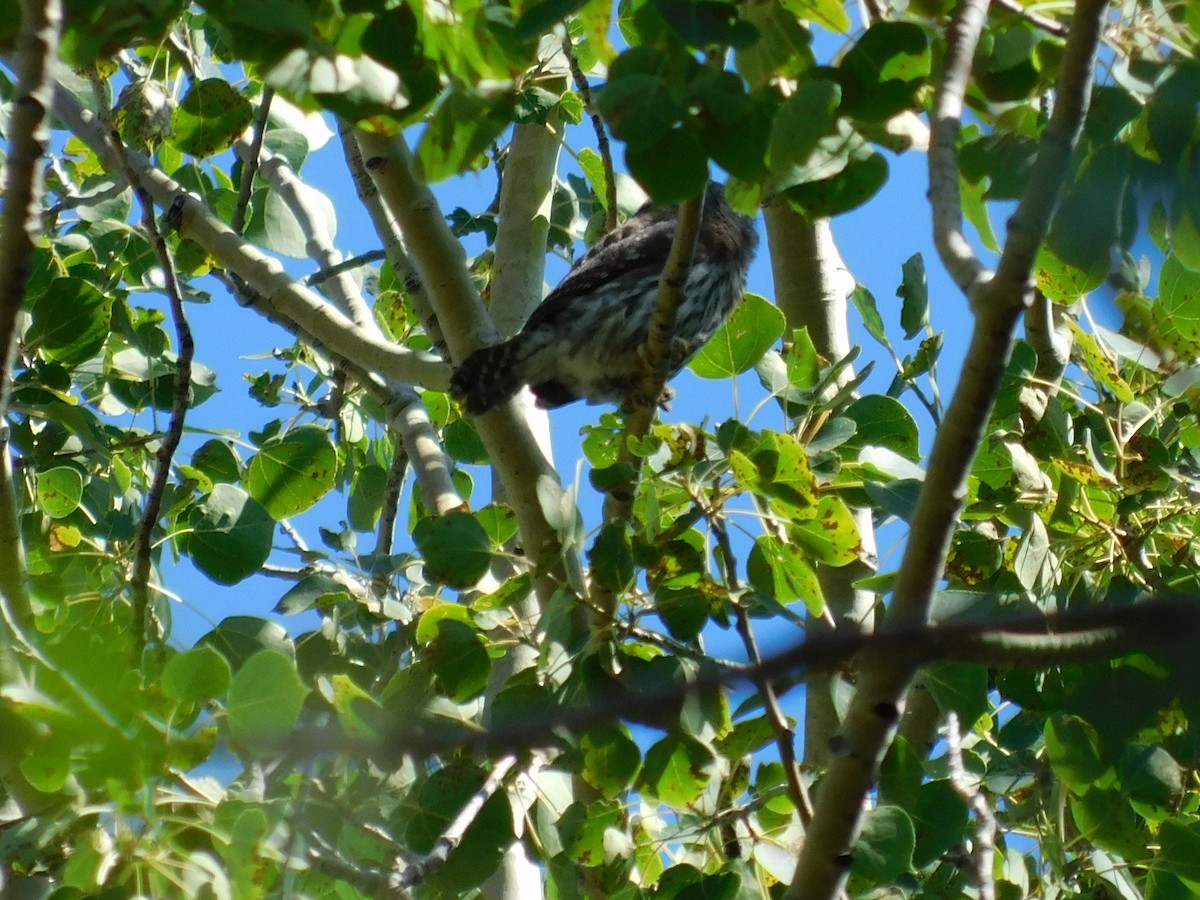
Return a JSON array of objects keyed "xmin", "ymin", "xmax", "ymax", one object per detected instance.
[
  {"xmin": 928, "ymin": 0, "xmax": 992, "ymax": 298},
  {"xmin": 278, "ymin": 596, "xmax": 1200, "ymax": 761},
  {"xmin": 601, "ymin": 192, "xmax": 705, "ymax": 524},
  {"xmin": 392, "ymin": 755, "xmax": 519, "ymax": 890},
  {"xmin": 371, "ymin": 441, "xmax": 409, "ymax": 597},
  {"xmin": 88, "ymin": 75, "xmax": 194, "ymax": 659},
  {"xmin": 712, "ymin": 515, "xmax": 814, "ymax": 825},
  {"xmin": 945, "ymin": 712, "xmax": 996, "ymax": 900},
  {"xmin": 561, "ymin": 33, "xmax": 617, "ymax": 232},
  {"xmin": 992, "ymin": 0, "xmax": 1069, "ymax": 37},
  {"xmin": 231, "ymin": 87, "xmax": 272, "ymax": 236},
  {"xmin": 304, "ymin": 249, "xmax": 387, "ymax": 287}
]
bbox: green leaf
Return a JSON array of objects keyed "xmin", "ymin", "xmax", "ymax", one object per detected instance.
[
  {"xmin": 851, "ymin": 284, "xmax": 889, "ymax": 347},
  {"xmin": 198, "ymin": 616, "xmax": 294, "ymax": 670},
  {"xmin": 841, "ymin": 395, "xmax": 920, "ymax": 461},
  {"xmin": 347, "ymin": 463, "xmax": 389, "ymax": 533},
  {"xmin": 1070, "ymin": 788, "xmax": 1146, "ymax": 859},
  {"xmin": 789, "ymin": 496, "xmax": 861, "ymax": 565},
  {"xmin": 266, "ymin": 50, "xmax": 417, "ymax": 120},
  {"xmin": 654, "ymin": 0, "xmax": 758, "ymax": 48},
  {"xmin": 1063, "ymin": 319, "xmax": 1134, "ymax": 402},
  {"xmin": 747, "ymin": 534, "xmax": 824, "ymax": 615},
  {"xmin": 427, "ymin": 619, "xmax": 490, "ymax": 702},
  {"xmin": 851, "ymin": 805, "xmax": 916, "ymax": 882},
  {"xmin": 1045, "ymin": 714, "xmax": 1107, "ymax": 791},
  {"xmin": 413, "ymin": 510, "xmax": 493, "ymax": 589},
  {"xmin": 581, "ymin": 726, "xmax": 642, "ymax": 798},
  {"xmin": 186, "ymin": 484, "xmax": 275, "ymax": 585},
  {"xmin": 246, "ymin": 425, "xmax": 337, "ymax": 520},
  {"xmin": 735, "ymin": 1, "xmax": 815, "ymax": 88},
  {"xmin": 897, "ymin": 253, "xmax": 928, "ymax": 339},
  {"xmin": 171, "ymin": 79, "xmax": 254, "ymax": 158},
  {"xmin": 27, "ymin": 277, "xmax": 113, "ymax": 366},
  {"xmin": 200, "ymin": 0, "xmax": 312, "ymax": 67},
  {"xmin": 1119, "ymin": 743, "xmax": 1183, "ymax": 820},
  {"xmin": 657, "ymin": 586, "xmax": 711, "ymax": 642},
  {"xmin": 191, "ymin": 440, "xmax": 241, "ymax": 483},
  {"xmin": 244, "ymin": 184, "xmax": 338, "ymax": 259},
  {"xmin": 782, "ymin": 133, "xmax": 888, "ymax": 218},
  {"xmin": 558, "ymin": 799, "xmax": 624, "ymax": 867},
  {"xmin": 781, "ymin": 0, "xmax": 850, "ymax": 34},
  {"xmin": 590, "ymin": 523, "xmax": 635, "ymax": 594},
  {"xmin": 691, "ymin": 294, "xmax": 784, "ymax": 378},
  {"xmin": 226, "ymin": 650, "xmax": 309, "ymax": 746},
  {"xmin": 626, "ymin": 125, "xmax": 709, "ymax": 204},
  {"xmin": 417, "ymin": 87, "xmax": 516, "ymax": 182},
  {"xmin": 274, "ymin": 573, "xmax": 350, "ymax": 615},
  {"xmin": 35, "ymin": 466, "xmax": 84, "ymax": 519},
  {"xmin": 1035, "ymin": 243, "xmax": 1107, "ymax": 303},
  {"xmin": 911, "ymin": 780, "xmax": 969, "ymax": 867},
  {"xmin": 1157, "ymin": 820, "xmax": 1200, "ymax": 887},
  {"xmin": 514, "ymin": 0, "xmax": 590, "ymax": 40},
  {"xmin": 923, "ymin": 662, "xmax": 989, "ymax": 728},
  {"xmin": 838, "ymin": 21, "xmax": 930, "ymax": 122},
  {"xmin": 637, "ymin": 732, "xmax": 716, "ymax": 805},
  {"xmin": 1154, "ymin": 254, "xmax": 1200, "ymax": 356},
  {"xmin": 596, "ymin": 47, "xmax": 685, "ymax": 152},
  {"xmin": 768, "ymin": 79, "xmax": 840, "ymax": 176},
  {"xmin": 163, "ymin": 646, "xmax": 233, "ymax": 704},
  {"xmin": 578, "ymin": 147, "xmax": 610, "ymax": 210}
]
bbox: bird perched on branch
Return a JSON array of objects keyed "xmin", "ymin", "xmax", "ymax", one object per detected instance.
[{"xmin": 450, "ymin": 183, "xmax": 758, "ymax": 415}]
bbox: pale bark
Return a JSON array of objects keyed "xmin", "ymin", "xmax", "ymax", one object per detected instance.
[{"xmin": 762, "ymin": 205, "xmax": 878, "ymax": 767}]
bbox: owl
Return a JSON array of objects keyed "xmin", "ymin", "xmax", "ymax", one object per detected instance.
[{"xmin": 450, "ymin": 183, "xmax": 758, "ymax": 415}]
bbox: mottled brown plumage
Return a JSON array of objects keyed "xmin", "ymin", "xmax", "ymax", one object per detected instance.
[{"xmin": 451, "ymin": 184, "xmax": 758, "ymax": 414}]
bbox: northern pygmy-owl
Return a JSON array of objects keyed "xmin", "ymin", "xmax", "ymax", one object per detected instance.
[{"xmin": 450, "ymin": 183, "xmax": 758, "ymax": 415}]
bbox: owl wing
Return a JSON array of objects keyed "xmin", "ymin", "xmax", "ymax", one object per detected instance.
[{"xmin": 521, "ymin": 211, "xmax": 678, "ymax": 332}]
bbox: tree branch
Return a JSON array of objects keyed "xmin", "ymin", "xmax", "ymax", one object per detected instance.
[
  {"xmin": 561, "ymin": 33, "xmax": 617, "ymax": 232},
  {"xmin": 945, "ymin": 712, "xmax": 996, "ymax": 900},
  {"xmin": 929, "ymin": 0, "xmax": 991, "ymax": 297},
  {"xmin": 339, "ymin": 120, "xmax": 448, "ymax": 358},
  {"xmin": 0, "ymin": 0, "xmax": 62, "ymax": 631},
  {"xmin": 48, "ymin": 84, "xmax": 449, "ymax": 391},
  {"xmin": 353, "ymin": 128, "xmax": 569, "ymax": 602},
  {"xmin": 391, "ymin": 755, "xmax": 519, "ymax": 891},
  {"xmin": 286, "ymin": 596, "xmax": 1200, "ymax": 761},
  {"xmin": 786, "ymin": 1, "xmax": 1110, "ymax": 895},
  {"xmin": 761, "ymin": 203, "xmax": 879, "ymax": 766},
  {"xmin": 601, "ymin": 192, "xmax": 705, "ymax": 525}
]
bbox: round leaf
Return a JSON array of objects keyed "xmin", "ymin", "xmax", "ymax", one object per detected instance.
[
  {"xmin": 171, "ymin": 78, "xmax": 254, "ymax": 158},
  {"xmin": 163, "ymin": 646, "xmax": 233, "ymax": 704},
  {"xmin": 226, "ymin": 650, "xmax": 309, "ymax": 747},
  {"xmin": 691, "ymin": 293, "xmax": 785, "ymax": 379},
  {"xmin": 413, "ymin": 510, "xmax": 492, "ymax": 589},
  {"xmin": 36, "ymin": 466, "xmax": 84, "ymax": 519},
  {"xmin": 246, "ymin": 425, "xmax": 337, "ymax": 520},
  {"xmin": 186, "ymin": 484, "xmax": 275, "ymax": 585}
]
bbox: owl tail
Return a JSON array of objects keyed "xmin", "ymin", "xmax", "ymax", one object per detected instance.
[{"xmin": 450, "ymin": 337, "xmax": 528, "ymax": 415}]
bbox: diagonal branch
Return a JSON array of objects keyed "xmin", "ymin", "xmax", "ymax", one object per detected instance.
[
  {"xmin": 785, "ymin": 1, "xmax": 1111, "ymax": 896},
  {"xmin": 600, "ymin": 192, "xmax": 705, "ymax": 524},
  {"xmin": 353, "ymin": 128, "xmax": 572, "ymax": 604},
  {"xmin": 48, "ymin": 84, "xmax": 449, "ymax": 391}
]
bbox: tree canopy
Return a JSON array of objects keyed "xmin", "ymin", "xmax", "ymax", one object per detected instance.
[{"xmin": 3, "ymin": 0, "xmax": 1200, "ymax": 898}]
